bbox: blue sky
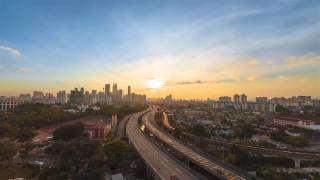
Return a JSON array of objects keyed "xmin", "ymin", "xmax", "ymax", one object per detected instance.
[{"xmin": 0, "ymin": 0, "xmax": 319, "ymax": 98}]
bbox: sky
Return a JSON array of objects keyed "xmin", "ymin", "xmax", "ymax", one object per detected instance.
[{"xmin": 0, "ymin": 0, "xmax": 319, "ymax": 100}]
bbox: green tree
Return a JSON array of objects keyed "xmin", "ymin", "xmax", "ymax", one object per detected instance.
[
  {"xmin": 15, "ymin": 128, "xmax": 35, "ymax": 142},
  {"xmin": 192, "ymin": 124, "xmax": 210, "ymax": 138},
  {"xmin": 238, "ymin": 124, "xmax": 256, "ymax": 139},
  {"xmin": 0, "ymin": 142, "xmax": 16, "ymax": 161},
  {"xmin": 104, "ymin": 139, "xmax": 128, "ymax": 163},
  {"xmin": 275, "ymin": 104, "xmax": 289, "ymax": 113},
  {"xmin": 53, "ymin": 123, "xmax": 84, "ymax": 141}
]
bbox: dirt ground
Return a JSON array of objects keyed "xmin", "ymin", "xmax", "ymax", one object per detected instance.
[{"xmin": 33, "ymin": 115, "xmax": 109, "ymax": 142}]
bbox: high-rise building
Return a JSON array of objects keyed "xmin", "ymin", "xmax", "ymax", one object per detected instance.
[
  {"xmin": 118, "ymin": 89, "xmax": 123, "ymax": 100},
  {"xmin": 128, "ymin": 85, "xmax": 131, "ymax": 95},
  {"xmin": 90, "ymin": 90, "xmax": 98, "ymax": 105},
  {"xmin": 33, "ymin": 91, "xmax": 44, "ymax": 98},
  {"xmin": 105, "ymin": 84, "xmax": 110, "ymax": 96},
  {"xmin": 219, "ymin": 96, "xmax": 231, "ymax": 103},
  {"xmin": 19, "ymin": 93, "xmax": 32, "ymax": 102},
  {"xmin": 69, "ymin": 88, "xmax": 84, "ymax": 105},
  {"xmin": 57, "ymin": 90, "xmax": 67, "ymax": 105},
  {"xmin": 112, "ymin": 83, "xmax": 117, "ymax": 95},
  {"xmin": 256, "ymin": 97, "xmax": 268, "ymax": 103},
  {"xmin": 233, "ymin": 94, "xmax": 240, "ymax": 103},
  {"xmin": 241, "ymin": 94, "xmax": 247, "ymax": 103},
  {"xmin": 297, "ymin": 96, "xmax": 312, "ymax": 105},
  {"xmin": 84, "ymin": 91, "xmax": 90, "ymax": 105},
  {"xmin": 0, "ymin": 97, "xmax": 24, "ymax": 111}
]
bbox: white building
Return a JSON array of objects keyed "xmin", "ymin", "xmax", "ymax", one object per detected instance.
[
  {"xmin": 0, "ymin": 97, "xmax": 24, "ymax": 111},
  {"xmin": 57, "ymin": 90, "xmax": 67, "ymax": 105}
]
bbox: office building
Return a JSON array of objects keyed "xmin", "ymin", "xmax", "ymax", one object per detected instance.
[
  {"xmin": 241, "ymin": 94, "xmax": 247, "ymax": 103},
  {"xmin": 128, "ymin": 85, "xmax": 131, "ymax": 95},
  {"xmin": 219, "ymin": 96, "xmax": 231, "ymax": 103},
  {"xmin": 273, "ymin": 117, "xmax": 314, "ymax": 126},
  {"xmin": 19, "ymin": 93, "xmax": 32, "ymax": 102},
  {"xmin": 233, "ymin": 94, "xmax": 240, "ymax": 103},
  {"xmin": 57, "ymin": 90, "xmax": 67, "ymax": 105},
  {"xmin": 33, "ymin": 91, "xmax": 44, "ymax": 98},
  {"xmin": 256, "ymin": 97, "xmax": 268, "ymax": 103},
  {"xmin": 105, "ymin": 84, "xmax": 111, "ymax": 96},
  {"xmin": 0, "ymin": 97, "xmax": 24, "ymax": 111},
  {"xmin": 69, "ymin": 88, "xmax": 84, "ymax": 105},
  {"xmin": 312, "ymin": 99, "xmax": 320, "ymax": 108}
]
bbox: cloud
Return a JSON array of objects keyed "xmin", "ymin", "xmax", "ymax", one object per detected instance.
[
  {"xmin": 16, "ymin": 67, "xmax": 31, "ymax": 73},
  {"xmin": 175, "ymin": 80, "xmax": 208, "ymax": 85},
  {"xmin": 284, "ymin": 55, "xmax": 320, "ymax": 68},
  {"xmin": 248, "ymin": 60, "xmax": 259, "ymax": 67},
  {"xmin": 247, "ymin": 76, "xmax": 257, "ymax": 82},
  {"xmin": 266, "ymin": 60, "xmax": 273, "ymax": 65},
  {"xmin": 0, "ymin": 44, "xmax": 22, "ymax": 57},
  {"xmin": 277, "ymin": 75, "xmax": 289, "ymax": 81},
  {"xmin": 166, "ymin": 78, "xmax": 240, "ymax": 86}
]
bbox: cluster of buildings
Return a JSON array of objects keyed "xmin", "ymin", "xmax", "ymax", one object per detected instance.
[
  {"xmin": 213, "ymin": 94, "xmax": 319, "ymax": 112},
  {"xmin": 84, "ymin": 115, "xmax": 118, "ymax": 139},
  {"xmin": 0, "ymin": 83, "xmax": 146, "ymax": 111},
  {"xmin": 67, "ymin": 83, "xmax": 146, "ymax": 106},
  {"xmin": 273, "ymin": 117, "xmax": 315, "ymax": 126}
]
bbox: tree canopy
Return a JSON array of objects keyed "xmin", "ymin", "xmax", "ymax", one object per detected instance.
[{"xmin": 53, "ymin": 123, "xmax": 84, "ymax": 141}]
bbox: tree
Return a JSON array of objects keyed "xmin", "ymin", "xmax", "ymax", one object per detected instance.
[
  {"xmin": 238, "ymin": 124, "xmax": 256, "ymax": 139},
  {"xmin": 0, "ymin": 142, "xmax": 16, "ymax": 161},
  {"xmin": 229, "ymin": 145, "xmax": 250, "ymax": 165},
  {"xmin": 104, "ymin": 139, "xmax": 128, "ymax": 163},
  {"xmin": 53, "ymin": 123, "xmax": 84, "ymax": 141},
  {"xmin": 275, "ymin": 104, "xmax": 289, "ymax": 113},
  {"xmin": 192, "ymin": 124, "xmax": 210, "ymax": 138},
  {"xmin": 15, "ymin": 128, "xmax": 35, "ymax": 142}
]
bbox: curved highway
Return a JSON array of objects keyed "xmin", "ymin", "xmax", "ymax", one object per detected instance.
[
  {"xmin": 144, "ymin": 109, "xmax": 249, "ymax": 180},
  {"xmin": 117, "ymin": 114, "xmax": 132, "ymax": 138},
  {"xmin": 126, "ymin": 109, "xmax": 199, "ymax": 180}
]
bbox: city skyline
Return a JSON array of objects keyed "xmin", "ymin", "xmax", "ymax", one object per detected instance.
[{"xmin": 0, "ymin": 0, "xmax": 319, "ymax": 99}]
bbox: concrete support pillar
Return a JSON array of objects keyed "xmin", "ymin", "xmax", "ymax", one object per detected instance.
[{"xmin": 294, "ymin": 159, "xmax": 301, "ymax": 168}]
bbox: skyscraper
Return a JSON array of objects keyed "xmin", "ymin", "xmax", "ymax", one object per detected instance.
[
  {"xmin": 233, "ymin": 94, "xmax": 240, "ymax": 103},
  {"xmin": 241, "ymin": 94, "xmax": 247, "ymax": 103},
  {"xmin": 128, "ymin": 85, "xmax": 131, "ymax": 95},
  {"xmin": 112, "ymin": 83, "xmax": 117, "ymax": 95},
  {"xmin": 105, "ymin": 84, "xmax": 110, "ymax": 96},
  {"xmin": 57, "ymin": 90, "xmax": 67, "ymax": 105}
]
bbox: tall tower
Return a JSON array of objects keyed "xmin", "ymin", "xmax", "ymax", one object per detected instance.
[
  {"xmin": 112, "ymin": 83, "xmax": 118, "ymax": 95},
  {"xmin": 233, "ymin": 94, "xmax": 240, "ymax": 103},
  {"xmin": 241, "ymin": 94, "xmax": 247, "ymax": 103},
  {"xmin": 105, "ymin": 84, "xmax": 110, "ymax": 96},
  {"xmin": 128, "ymin": 85, "xmax": 131, "ymax": 95}
]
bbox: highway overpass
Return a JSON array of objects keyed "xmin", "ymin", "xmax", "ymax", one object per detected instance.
[
  {"xmin": 126, "ymin": 109, "xmax": 200, "ymax": 180},
  {"xmin": 144, "ymin": 108, "xmax": 255, "ymax": 180}
]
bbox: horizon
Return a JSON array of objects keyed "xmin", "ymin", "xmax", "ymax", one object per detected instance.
[{"xmin": 1, "ymin": 0, "xmax": 319, "ymax": 99}]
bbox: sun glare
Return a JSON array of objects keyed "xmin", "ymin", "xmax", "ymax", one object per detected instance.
[{"xmin": 147, "ymin": 79, "xmax": 163, "ymax": 89}]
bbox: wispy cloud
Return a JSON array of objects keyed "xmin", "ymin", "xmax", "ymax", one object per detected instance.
[
  {"xmin": 284, "ymin": 55, "xmax": 320, "ymax": 68},
  {"xmin": 0, "ymin": 44, "xmax": 22, "ymax": 57},
  {"xmin": 166, "ymin": 78, "xmax": 240, "ymax": 86},
  {"xmin": 175, "ymin": 80, "xmax": 208, "ymax": 85},
  {"xmin": 16, "ymin": 67, "xmax": 31, "ymax": 73}
]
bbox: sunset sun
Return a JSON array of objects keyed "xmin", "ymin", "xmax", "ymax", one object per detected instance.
[{"xmin": 147, "ymin": 79, "xmax": 163, "ymax": 89}]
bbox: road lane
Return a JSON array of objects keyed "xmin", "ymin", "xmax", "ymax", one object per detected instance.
[{"xmin": 126, "ymin": 110, "xmax": 199, "ymax": 180}]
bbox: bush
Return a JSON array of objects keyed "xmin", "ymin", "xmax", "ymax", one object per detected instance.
[{"xmin": 53, "ymin": 123, "xmax": 84, "ymax": 141}]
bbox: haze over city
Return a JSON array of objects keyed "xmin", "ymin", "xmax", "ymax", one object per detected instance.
[{"xmin": 0, "ymin": 0, "xmax": 319, "ymax": 99}]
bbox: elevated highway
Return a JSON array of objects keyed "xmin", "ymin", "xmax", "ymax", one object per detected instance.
[
  {"xmin": 144, "ymin": 108, "xmax": 254, "ymax": 180},
  {"xmin": 126, "ymin": 109, "xmax": 199, "ymax": 180},
  {"xmin": 163, "ymin": 112, "xmax": 320, "ymax": 160}
]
